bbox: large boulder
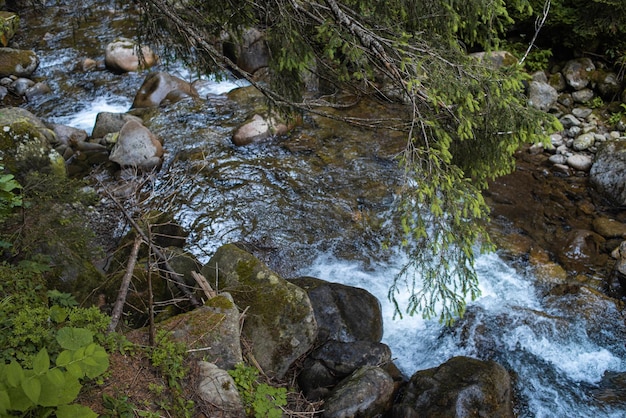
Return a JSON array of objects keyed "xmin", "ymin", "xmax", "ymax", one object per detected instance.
[
  {"xmin": 201, "ymin": 244, "xmax": 318, "ymax": 379},
  {"xmin": 322, "ymin": 366, "xmax": 395, "ymax": 418},
  {"xmin": 104, "ymin": 37, "xmax": 158, "ymax": 73},
  {"xmin": 393, "ymin": 356, "xmax": 514, "ymax": 418},
  {"xmin": 289, "ymin": 276, "xmax": 383, "ymax": 343},
  {"xmin": 109, "ymin": 119, "xmax": 163, "ymax": 170},
  {"xmin": 131, "ymin": 71, "xmax": 198, "ymax": 108},
  {"xmin": 590, "ymin": 140, "xmax": 626, "ymax": 206},
  {"xmin": 0, "ymin": 107, "xmax": 65, "ymax": 177},
  {"xmin": 0, "ymin": 47, "xmax": 39, "ymax": 77}
]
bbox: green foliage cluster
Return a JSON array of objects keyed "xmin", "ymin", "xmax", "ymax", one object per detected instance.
[
  {"xmin": 0, "ymin": 164, "xmax": 21, "ymax": 226},
  {"xmin": 511, "ymin": 0, "xmax": 626, "ymax": 63},
  {"xmin": 0, "ymin": 328, "xmax": 108, "ymax": 417},
  {"xmin": 146, "ymin": 329, "xmax": 194, "ymax": 417},
  {"xmin": 228, "ymin": 363, "xmax": 287, "ymax": 418}
]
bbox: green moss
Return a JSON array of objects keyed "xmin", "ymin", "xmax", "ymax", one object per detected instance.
[{"xmin": 205, "ymin": 294, "xmax": 235, "ymax": 310}]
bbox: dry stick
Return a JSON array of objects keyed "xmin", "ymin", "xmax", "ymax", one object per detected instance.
[
  {"xmin": 107, "ymin": 235, "xmax": 142, "ymax": 333},
  {"xmin": 100, "ymin": 181, "xmax": 202, "ymax": 309}
]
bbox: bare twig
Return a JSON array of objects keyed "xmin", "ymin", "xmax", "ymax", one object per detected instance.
[{"xmin": 519, "ymin": 0, "xmax": 551, "ymax": 66}]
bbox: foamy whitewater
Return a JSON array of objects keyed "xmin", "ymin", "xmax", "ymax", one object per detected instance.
[{"xmin": 298, "ymin": 250, "xmax": 626, "ymax": 417}]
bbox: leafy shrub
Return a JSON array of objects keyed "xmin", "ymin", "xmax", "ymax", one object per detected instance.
[{"xmin": 228, "ymin": 363, "xmax": 287, "ymax": 418}]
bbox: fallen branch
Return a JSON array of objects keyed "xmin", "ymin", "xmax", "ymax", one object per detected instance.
[{"xmin": 107, "ymin": 235, "xmax": 142, "ymax": 333}]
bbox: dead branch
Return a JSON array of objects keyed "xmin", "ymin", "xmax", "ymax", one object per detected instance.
[
  {"xmin": 98, "ymin": 179, "xmax": 202, "ymax": 309},
  {"xmin": 107, "ymin": 235, "xmax": 143, "ymax": 333}
]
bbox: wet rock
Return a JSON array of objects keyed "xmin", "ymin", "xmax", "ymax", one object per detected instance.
[
  {"xmin": 593, "ymin": 217, "xmax": 626, "ymax": 239},
  {"xmin": 557, "ymin": 229, "xmax": 607, "ymax": 273},
  {"xmin": 393, "ymin": 356, "xmax": 514, "ymax": 418},
  {"xmin": 298, "ymin": 340, "xmax": 392, "ymax": 399},
  {"xmin": 104, "ymin": 37, "xmax": 158, "ymax": 73},
  {"xmin": 231, "ymin": 114, "xmax": 289, "ymax": 146},
  {"xmin": 590, "ymin": 140, "xmax": 626, "ymax": 206},
  {"xmin": 10, "ymin": 76, "xmax": 33, "ymax": 95},
  {"xmin": 562, "ymin": 58, "xmax": 595, "ymax": 91},
  {"xmin": 290, "ymin": 276, "xmax": 383, "ymax": 343},
  {"xmin": 322, "ymin": 366, "xmax": 394, "ymax": 418},
  {"xmin": 196, "ymin": 361, "xmax": 246, "ymax": 418},
  {"xmin": 48, "ymin": 123, "xmax": 88, "ymax": 147},
  {"xmin": 0, "ymin": 47, "xmax": 39, "ymax": 77},
  {"xmin": 131, "ymin": 71, "xmax": 198, "ymax": 108},
  {"xmin": 201, "ymin": 243, "xmax": 318, "ymax": 379},
  {"xmin": 24, "ymin": 81, "xmax": 50, "ymax": 101},
  {"xmin": 528, "ymin": 80, "xmax": 558, "ymax": 111},
  {"xmin": 109, "ymin": 119, "xmax": 163, "ymax": 171},
  {"xmin": 91, "ymin": 112, "xmax": 142, "ymax": 139}
]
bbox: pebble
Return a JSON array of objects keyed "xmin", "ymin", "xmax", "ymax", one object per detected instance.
[{"xmin": 566, "ymin": 154, "xmax": 593, "ymax": 171}]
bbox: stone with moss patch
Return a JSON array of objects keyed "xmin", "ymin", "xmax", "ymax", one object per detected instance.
[
  {"xmin": 202, "ymin": 243, "xmax": 318, "ymax": 379},
  {"xmin": 0, "ymin": 107, "xmax": 65, "ymax": 178}
]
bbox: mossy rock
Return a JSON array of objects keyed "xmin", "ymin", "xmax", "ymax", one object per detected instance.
[
  {"xmin": 0, "ymin": 12, "xmax": 19, "ymax": 47},
  {"xmin": 201, "ymin": 243, "xmax": 318, "ymax": 378},
  {"xmin": 159, "ymin": 292, "xmax": 243, "ymax": 369},
  {"xmin": 0, "ymin": 47, "xmax": 39, "ymax": 77},
  {"xmin": 0, "ymin": 107, "xmax": 65, "ymax": 178}
]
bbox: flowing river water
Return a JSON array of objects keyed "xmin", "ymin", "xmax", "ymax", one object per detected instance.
[{"xmin": 9, "ymin": 1, "xmax": 626, "ymax": 416}]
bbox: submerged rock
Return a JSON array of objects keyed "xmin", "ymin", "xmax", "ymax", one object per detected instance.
[{"xmin": 104, "ymin": 37, "xmax": 158, "ymax": 73}]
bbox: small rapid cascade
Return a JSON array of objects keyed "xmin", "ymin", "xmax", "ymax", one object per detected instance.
[{"xmin": 299, "ymin": 251, "xmax": 626, "ymax": 417}]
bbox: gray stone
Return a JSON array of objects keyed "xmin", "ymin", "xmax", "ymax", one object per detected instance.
[
  {"xmin": 196, "ymin": 361, "xmax": 246, "ymax": 418},
  {"xmin": 528, "ymin": 80, "xmax": 558, "ymax": 111},
  {"xmin": 549, "ymin": 154, "xmax": 567, "ymax": 165},
  {"xmin": 572, "ymin": 88, "xmax": 594, "ymax": 103},
  {"xmin": 572, "ymin": 107, "xmax": 593, "ymax": 119},
  {"xmin": 92, "ymin": 112, "xmax": 142, "ymax": 139},
  {"xmin": 567, "ymin": 153, "xmax": 593, "ymax": 171},
  {"xmin": 109, "ymin": 120, "xmax": 163, "ymax": 170},
  {"xmin": 559, "ymin": 114, "xmax": 581, "ymax": 129},
  {"xmin": 562, "ymin": 58, "xmax": 595, "ymax": 90},
  {"xmin": 0, "ymin": 47, "xmax": 39, "ymax": 77},
  {"xmin": 572, "ymin": 133, "xmax": 595, "ymax": 151},
  {"xmin": 590, "ymin": 140, "xmax": 626, "ymax": 206}
]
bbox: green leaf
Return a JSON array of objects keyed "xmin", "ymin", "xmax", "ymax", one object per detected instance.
[
  {"xmin": 57, "ymin": 327, "xmax": 94, "ymax": 350},
  {"xmin": 56, "ymin": 404, "xmax": 98, "ymax": 418},
  {"xmin": 21, "ymin": 376, "xmax": 41, "ymax": 404},
  {"xmin": 0, "ymin": 389, "xmax": 10, "ymax": 414},
  {"xmin": 38, "ymin": 372, "xmax": 81, "ymax": 407},
  {"xmin": 6, "ymin": 361, "xmax": 24, "ymax": 387},
  {"xmin": 33, "ymin": 348, "xmax": 50, "ymax": 375},
  {"xmin": 45, "ymin": 368, "xmax": 65, "ymax": 387},
  {"xmin": 56, "ymin": 350, "xmax": 73, "ymax": 368}
]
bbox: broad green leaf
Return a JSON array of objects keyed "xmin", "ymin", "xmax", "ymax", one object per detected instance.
[
  {"xmin": 0, "ymin": 389, "xmax": 10, "ymax": 414},
  {"xmin": 21, "ymin": 376, "xmax": 41, "ymax": 404},
  {"xmin": 56, "ymin": 350, "xmax": 73, "ymax": 367},
  {"xmin": 56, "ymin": 327, "xmax": 93, "ymax": 350},
  {"xmin": 33, "ymin": 348, "xmax": 50, "ymax": 375},
  {"xmin": 38, "ymin": 372, "xmax": 81, "ymax": 407},
  {"xmin": 56, "ymin": 404, "xmax": 98, "ymax": 418},
  {"xmin": 45, "ymin": 368, "xmax": 65, "ymax": 387},
  {"xmin": 6, "ymin": 361, "xmax": 23, "ymax": 387}
]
